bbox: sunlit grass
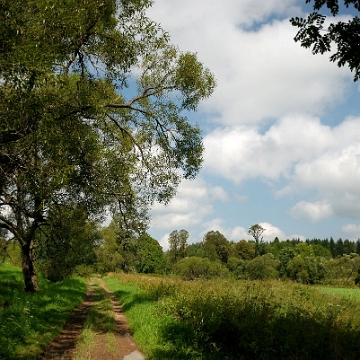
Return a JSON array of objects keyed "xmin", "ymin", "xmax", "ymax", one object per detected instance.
[
  {"xmin": 103, "ymin": 275, "xmax": 184, "ymax": 360},
  {"xmin": 72, "ymin": 327, "xmax": 96, "ymax": 360},
  {"xmin": 0, "ymin": 264, "xmax": 87, "ymax": 360},
  {"xmin": 317, "ymin": 286, "xmax": 360, "ymax": 299},
  {"xmin": 104, "ymin": 273, "xmax": 360, "ymax": 360}
]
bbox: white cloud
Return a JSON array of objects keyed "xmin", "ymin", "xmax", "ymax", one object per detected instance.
[
  {"xmin": 209, "ymin": 186, "xmax": 230, "ymax": 202},
  {"xmin": 150, "ymin": 177, "xmax": 228, "ymax": 230},
  {"xmin": 158, "ymin": 233, "xmax": 170, "ymax": 251},
  {"xmin": 258, "ymin": 222, "xmax": 286, "ymax": 241},
  {"xmin": 204, "ymin": 114, "xmax": 334, "ymax": 182},
  {"xmin": 342, "ymin": 224, "xmax": 360, "ymax": 240},
  {"xmin": 148, "ymin": 1, "xmax": 351, "ymax": 125},
  {"xmin": 235, "ymin": 194, "xmax": 249, "ymax": 202},
  {"xmin": 200, "ymin": 219, "xmax": 250, "ymax": 242},
  {"xmin": 204, "ymin": 115, "xmax": 360, "ymax": 221},
  {"xmin": 247, "ymin": 222, "xmax": 304, "ymax": 241},
  {"xmin": 286, "ymin": 142, "xmax": 360, "ymax": 194},
  {"xmin": 148, "ymin": 0, "xmax": 300, "ymax": 32},
  {"xmin": 228, "ymin": 226, "xmax": 250, "ymax": 241},
  {"xmin": 286, "ymin": 130, "xmax": 360, "ymax": 220},
  {"xmin": 200, "ymin": 221, "xmax": 302, "ymax": 242},
  {"xmin": 202, "ymin": 218, "xmax": 225, "ymax": 234},
  {"xmin": 145, "ymin": 0, "xmax": 360, "ymax": 242},
  {"xmin": 290, "ymin": 200, "xmax": 334, "ymax": 222}
]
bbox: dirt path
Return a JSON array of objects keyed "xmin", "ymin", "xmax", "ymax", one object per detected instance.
[{"xmin": 41, "ymin": 279, "xmax": 144, "ymax": 360}]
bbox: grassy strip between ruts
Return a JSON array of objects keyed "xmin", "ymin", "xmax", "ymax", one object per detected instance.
[
  {"xmin": 73, "ymin": 280, "xmax": 116, "ymax": 360},
  {"xmin": 104, "ymin": 273, "xmax": 360, "ymax": 360},
  {"xmin": 0, "ymin": 264, "xmax": 87, "ymax": 360}
]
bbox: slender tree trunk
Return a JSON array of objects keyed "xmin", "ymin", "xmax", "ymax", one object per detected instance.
[{"xmin": 21, "ymin": 241, "xmax": 39, "ymax": 292}]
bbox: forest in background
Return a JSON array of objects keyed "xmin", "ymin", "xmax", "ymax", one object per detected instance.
[{"xmin": 2, "ymin": 221, "xmax": 360, "ymax": 286}]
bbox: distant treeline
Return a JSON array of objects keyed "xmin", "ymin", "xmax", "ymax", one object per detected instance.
[
  {"xmin": 275, "ymin": 237, "xmax": 360, "ymax": 258},
  {"xmin": 168, "ymin": 230, "xmax": 360, "ymax": 285},
  {"xmin": 3, "ymin": 222, "xmax": 360, "ymax": 286}
]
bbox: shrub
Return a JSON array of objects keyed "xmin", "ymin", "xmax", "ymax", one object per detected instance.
[
  {"xmin": 226, "ymin": 257, "xmax": 245, "ymax": 279},
  {"xmin": 355, "ymin": 267, "xmax": 360, "ymax": 285},
  {"xmin": 287, "ymin": 255, "xmax": 326, "ymax": 284},
  {"xmin": 244, "ymin": 253, "xmax": 280, "ymax": 280},
  {"xmin": 173, "ymin": 257, "xmax": 230, "ymax": 280}
]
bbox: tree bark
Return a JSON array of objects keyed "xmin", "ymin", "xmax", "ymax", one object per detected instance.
[{"xmin": 22, "ymin": 241, "xmax": 39, "ymax": 292}]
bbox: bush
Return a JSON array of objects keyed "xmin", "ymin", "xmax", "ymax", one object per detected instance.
[
  {"xmin": 244, "ymin": 253, "xmax": 280, "ymax": 280},
  {"xmin": 226, "ymin": 257, "xmax": 245, "ymax": 279},
  {"xmin": 355, "ymin": 267, "xmax": 360, "ymax": 285},
  {"xmin": 173, "ymin": 257, "xmax": 230, "ymax": 280},
  {"xmin": 74, "ymin": 264, "xmax": 94, "ymax": 278},
  {"xmin": 287, "ymin": 255, "xmax": 326, "ymax": 284}
]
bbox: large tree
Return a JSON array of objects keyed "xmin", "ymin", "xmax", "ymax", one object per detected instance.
[
  {"xmin": 168, "ymin": 229, "xmax": 189, "ymax": 264},
  {"xmin": 290, "ymin": 0, "xmax": 360, "ymax": 81},
  {"xmin": 202, "ymin": 230, "xmax": 230, "ymax": 264},
  {"xmin": 248, "ymin": 224, "xmax": 266, "ymax": 256},
  {"xmin": 0, "ymin": 0, "xmax": 215, "ymax": 291}
]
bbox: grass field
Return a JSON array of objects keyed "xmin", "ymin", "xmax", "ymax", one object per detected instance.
[
  {"xmin": 0, "ymin": 264, "xmax": 87, "ymax": 360},
  {"xmin": 317, "ymin": 286, "xmax": 360, "ymax": 299},
  {"xmin": 2, "ymin": 266, "xmax": 360, "ymax": 360},
  {"xmin": 104, "ymin": 274, "xmax": 360, "ymax": 360}
]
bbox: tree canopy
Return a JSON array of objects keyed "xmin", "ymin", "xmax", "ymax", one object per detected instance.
[
  {"xmin": 290, "ymin": 0, "xmax": 360, "ymax": 81},
  {"xmin": 168, "ymin": 229, "xmax": 189, "ymax": 264},
  {"xmin": 248, "ymin": 224, "xmax": 266, "ymax": 256},
  {"xmin": 0, "ymin": 0, "xmax": 215, "ymax": 291},
  {"xmin": 202, "ymin": 230, "xmax": 230, "ymax": 263}
]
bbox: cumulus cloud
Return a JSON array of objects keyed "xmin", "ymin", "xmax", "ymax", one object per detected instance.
[
  {"xmin": 257, "ymin": 222, "xmax": 286, "ymax": 241},
  {"xmin": 148, "ymin": 0, "xmax": 351, "ymax": 125},
  {"xmin": 148, "ymin": 0, "xmax": 300, "ymax": 31},
  {"xmin": 146, "ymin": 0, "xmax": 360, "ymax": 242},
  {"xmin": 342, "ymin": 224, "xmax": 360, "ymax": 240},
  {"xmin": 199, "ymin": 219, "xmax": 304, "ymax": 242},
  {"xmin": 199, "ymin": 219, "xmax": 249, "ymax": 242},
  {"xmin": 204, "ymin": 115, "xmax": 360, "ymax": 221},
  {"xmin": 246, "ymin": 222, "xmax": 304, "ymax": 241},
  {"xmin": 158, "ymin": 233, "xmax": 171, "ymax": 251},
  {"xmin": 290, "ymin": 200, "xmax": 334, "ymax": 222},
  {"xmin": 204, "ymin": 114, "xmax": 334, "ymax": 182},
  {"xmin": 149, "ymin": 177, "xmax": 228, "ymax": 230},
  {"xmin": 209, "ymin": 186, "xmax": 230, "ymax": 202}
]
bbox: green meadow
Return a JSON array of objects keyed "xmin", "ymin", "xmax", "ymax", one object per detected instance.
[
  {"xmin": 2, "ymin": 265, "xmax": 360, "ymax": 359},
  {"xmin": 104, "ymin": 273, "xmax": 360, "ymax": 360}
]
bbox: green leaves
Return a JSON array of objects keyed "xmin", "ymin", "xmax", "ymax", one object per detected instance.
[
  {"xmin": 290, "ymin": 1, "xmax": 360, "ymax": 81},
  {"xmin": 0, "ymin": 0, "xmax": 215, "ymax": 290},
  {"xmin": 175, "ymin": 52, "xmax": 216, "ymax": 110}
]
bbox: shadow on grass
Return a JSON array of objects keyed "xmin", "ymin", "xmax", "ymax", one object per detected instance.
[
  {"xmin": 111, "ymin": 289, "xmax": 153, "ymax": 313},
  {"xmin": 0, "ymin": 266, "xmax": 87, "ymax": 360},
  {"xmin": 154, "ymin": 305, "xmax": 360, "ymax": 360},
  {"xmin": 110, "ymin": 289, "xmax": 208, "ymax": 360},
  {"xmin": 104, "ymin": 277, "xmax": 360, "ymax": 360},
  {"xmin": 111, "ymin": 286, "xmax": 360, "ymax": 360}
]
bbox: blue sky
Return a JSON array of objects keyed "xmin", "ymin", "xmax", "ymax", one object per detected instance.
[{"xmin": 143, "ymin": 0, "xmax": 360, "ymax": 249}]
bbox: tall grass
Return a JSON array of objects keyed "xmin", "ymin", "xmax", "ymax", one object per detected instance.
[
  {"xmin": 104, "ymin": 274, "xmax": 360, "ymax": 360},
  {"xmin": 103, "ymin": 275, "xmax": 186, "ymax": 359},
  {"xmin": 0, "ymin": 264, "xmax": 87, "ymax": 360}
]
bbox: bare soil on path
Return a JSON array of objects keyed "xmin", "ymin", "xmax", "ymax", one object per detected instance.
[{"xmin": 41, "ymin": 279, "xmax": 144, "ymax": 360}]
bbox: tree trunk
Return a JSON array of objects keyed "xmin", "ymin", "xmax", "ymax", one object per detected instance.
[{"xmin": 22, "ymin": 241, "xmax": 39, "ymax": 292}]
